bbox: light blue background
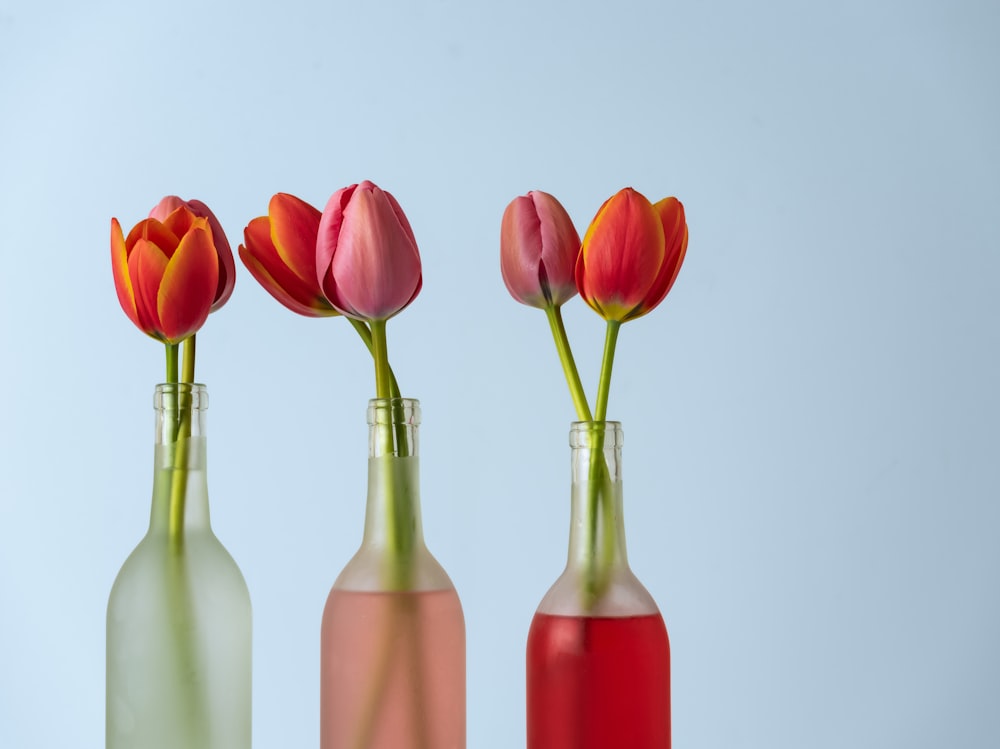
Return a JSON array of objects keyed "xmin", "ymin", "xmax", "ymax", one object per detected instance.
[{"xmin": 2, "ymin": 0, "xmax": 998, "ymax": 746}]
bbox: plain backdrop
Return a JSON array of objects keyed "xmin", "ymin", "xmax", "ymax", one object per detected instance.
[{"xmin": 1, "ymin": 0, "xmax": 998, "ymax": 747}]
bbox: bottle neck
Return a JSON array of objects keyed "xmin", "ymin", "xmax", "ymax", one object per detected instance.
[
  {"xmin": 566, "ymin": 422, "xmax": 629, "ymax": 573},
  {"xmin": 361, "ymin": 398, "xmax": 425, "ymax": 551},
  {"xmin": 149, "ymin": 383, "xmax": 211, "ymax": 537}
]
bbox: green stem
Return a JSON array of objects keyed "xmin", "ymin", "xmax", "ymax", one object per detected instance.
[
  {"xmin": 158, "ymin": 362, "xmax": 207, "ymax": 742},
  {"xmin": 168, "ymin": 336, "xmax": 196, "ymax": 545},
  {"xmin": 348, "ymin": 318, "xmax": 401, "ymax": 399},
  {"xmin": 181, "ymin": 335, "xmax": 196, "ymax": 385},
  {"xmin": 367, "ymin": 320, "xmax": 413, "ymax": 591},
  {"xmin": 165, "ymin": 342, "xmax": 179, "ymax": 385},
  {"xmin": 582, "ymin": 431, "xmax": 615, "ymax": 605},
  {"xmin": 594, "ymin": 320, "xmax": 621, "ymax": 422},
  {"xmin": 369, "ymin": 320, "xmax": 391, "ymax": 401},
  {"xmin": 544, "ymin": 305, "xmax": 593, "ymax": 421},
  {"xmin": 581, "ymin": 320, "xmax": 622, "ymax": 606}
]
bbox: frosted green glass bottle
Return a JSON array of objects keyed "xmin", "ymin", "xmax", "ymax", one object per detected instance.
[{"xmin": 106, "ymin": 383, "xmax": 251, "ymax": 749}]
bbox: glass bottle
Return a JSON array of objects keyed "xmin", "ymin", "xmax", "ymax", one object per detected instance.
[
  {"xmin": 321, "ymin": 398, "xmax": 466, "ymax": 749},
  {"xmin": 106, "ymin": 383, "xmax": 252, "ymax": 749},
  {"xmin": 527, "ymin": 421, "xmax": 671, "ymax": 749}
]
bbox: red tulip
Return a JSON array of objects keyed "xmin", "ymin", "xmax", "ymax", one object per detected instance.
[
  {"xmin": 111, "ymin": 207, "xmax": 220, "ymax": 343},
  {"xmin": 575, "ymin": 188, "xmax": 688, "ymax": 322},
  {"xmin": 500, "ymin": 191, "xmax": 581, "ymax": 308},
  {"xmin": 149, "ymin": 196, "xmax": 236, "ymax": 311},
  {"xmin": 239, "ymin": 193, "xmax": 339, "ymax": 317},
  {"xmin": 316, "ymin": 180, "xmax": 421, "ymax": 321}
]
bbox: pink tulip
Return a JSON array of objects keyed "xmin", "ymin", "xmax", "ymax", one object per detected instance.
[
  {"xmin": 149, "ymin": 196, "xmax": 236, "ymax": 311},
  {"xmin": 316, "ymin": 181, "xmax": 422, "ymax": 321},
  {"xmin": 239, "ymin": 193, "xmax": 339, "ymax": 317},
  {"xmin": 500, "ymin": 191, "xmax": 581, "ymax": 308}
]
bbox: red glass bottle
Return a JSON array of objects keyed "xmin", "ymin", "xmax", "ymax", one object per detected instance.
[{"xmin": 527, "ymin": 421, "xmax": 670, "ymax": 749}]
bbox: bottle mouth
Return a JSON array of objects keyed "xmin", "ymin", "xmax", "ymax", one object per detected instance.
[
  {"xmin": 569, "ymin": 421, "xmax": 623, "ymax": 448},
  {"xmin": 154, "ymin": 383, "xmax": 208, "ymax": 411},
  {"xmin": 367, "ymin": 397, "xmax": 420, "ymax": 427}
]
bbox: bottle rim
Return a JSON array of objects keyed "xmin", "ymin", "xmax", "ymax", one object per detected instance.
[
  {"xmin": 154, "ymin": 382, "xmax": 208, "ymax": 410},
  {"xmin": 569, "ymin": 420, "xmax": 623, "ymax": 447},
  {"xmin": 367, "ymin": 397, "xmax": 420, "ymax": 426}
]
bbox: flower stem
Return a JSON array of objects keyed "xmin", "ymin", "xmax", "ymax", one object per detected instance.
[
  {"xmin": 369, "ymin": 320, "xmax": 391, "ymax": 401},
  {"xmin": 348, "ymin": 317, "xmax": 401, "ymax": 399},
  {"xmin": 168, "ymin": 336, "xmax": 196, "ymax": 545},
  {"xmin": 544, "ymin": 305, "xmax": 593, "ymax": 422},
  {"xmin": 368, "ymin": 320, "xmax": 412, "ymax": 591},
  {"xmin": 581, "ymin": 320, "xmax": 622, "ymax": 607},
  {"xmin": 165, "ymin": 342, "xmax": 179, "ymax": 385},
  {"xmin": 181, "ymin": 334, "xmax": 196, "ymax": 385},
  {"xmin": 594, "ymin": 320, "xmax": 621, "ymax": 422}
]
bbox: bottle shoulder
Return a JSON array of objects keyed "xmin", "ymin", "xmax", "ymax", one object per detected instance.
[
  {"xmin": 108, "ymin": 530, "xmax": 250, "ymax": 605},
  {"xmin": 536, "ymin": 564, "xmax": 661, "ymax": 617},
  {"xmin": 331, "ymin": 543, "xmax": 457, "ymax": 593}
]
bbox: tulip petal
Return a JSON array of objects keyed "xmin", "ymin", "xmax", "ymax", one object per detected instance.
[
  {"xmin": 148, "ymin": 195, "xmax": 187, "ymax": 223},
  {"xmin": 630, "ymin": 197, "xmax": 688, "ymax": 320},
  {"xmin": 129, "ymin": 236, "xmax": 170, "ymax": 339},
  {"xmin": 158, "ymin": 205, "xmax": 198, "ymax": 244},
  {"xmin": 126, "ymin": 218, "xmax": 180, "ymax": 256},
  {"xmin": 111, "ymin": 218, "xmax": 143, "ymax": 332},
  {"xmin": 317, "ymin": 184, "xmax": 355, "ymax": 293},
  {"xmin": 380, "ymin": 186, "xmax": 419, "ymax": 249},
  {"xmin": 157, "ymin": 221, "xmax": 218, "ymax": 342},
  {"xmin": 186, "ymin": 198, "xmax": 236, "ymax": 310},
  {"xmin": 500, "ymin": 195, "xmax": 546, "ymax": 307},
  {"xmin": 270, "ymin": 193, "xmax": 323, "ymax": 285},
  {"xmin": 533, "ymin": 191, "xmax": 580, "ymax": 306},
  {"xmin": 240, "ymin": 216, "xmax": 338, "ymax": 317}
]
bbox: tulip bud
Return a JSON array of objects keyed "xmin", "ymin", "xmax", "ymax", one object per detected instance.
[
  {"xmin": 575, "ymin": 187, "xmax": 688, "ymax": 322},
  {"xmin": 111, "ymin": 208, "xmax": 220, "ymax": 343},
  {"xmin": 500, "ymin": 191, "xmax": 581, "ymax": 308},
  {"xmin": 239, "ymin": 193, "xmax": 339, "ymax": 317},
  {"xmin": 317, "ymin": 180, "xmax": 422, "ymax": 321},
  {"xmin": 149, "ymin": 196, "xmax": 236, "ymax": 311}
]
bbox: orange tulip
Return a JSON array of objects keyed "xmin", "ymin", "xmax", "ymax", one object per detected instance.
[
  {"xmin": 111, "ymin": 206, "xmax": 221, "ymax": 343},
  {"xmin": 575, "ymin": 188, "xmax": 688, "ymax": 322},
  {"xmin": 148, "ymin": 196, "xmax": 236, "ymax": 311},
  {"xmin": 239, "ymin": 193, "xmax": 339, "ymax": 317}
]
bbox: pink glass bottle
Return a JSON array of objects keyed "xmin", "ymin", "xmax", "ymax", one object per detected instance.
[
  {"xmin": 320, "ymin": 398, "xmax": 465, "ymax": 749},
  {"xmin": 527, "ymin": 421, "xmax": 671, "ymax": 749}
]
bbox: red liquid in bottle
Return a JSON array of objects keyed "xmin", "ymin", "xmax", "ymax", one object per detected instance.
[{"xmin": 527, "ymin": 612, "xmax": 671, "ymax": 749}]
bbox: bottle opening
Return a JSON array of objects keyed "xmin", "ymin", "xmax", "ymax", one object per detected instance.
[
  {"xmin": 569, "ymin": 421, "xmax": 623, "ymax": 448},
  {"xmin": 367, "ymin": 398, "xmax": 420, "ymax": 427},
  {"xmin": 154, "ymin": 383, "xmax": 208, "ymax": 411}
]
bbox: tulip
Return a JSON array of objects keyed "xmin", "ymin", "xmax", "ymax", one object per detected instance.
[
  {"xmin": 500, "ymin": 191, "xmax": 581, "ymax": 309},
  {"xmin": 575, "ymin": 188, "xmax": 688, "ymax": 323},
  {"xmin": 317, "ymin": 180, "xmax": 422, "ymax": 322},
  {"xmin": 149, "ymin": 196, "xmax": 236, "ymax": 311},
  {"xmin": 111, "ymin": 208, "xmax": 220, "ymax": 343},
  {"xmin": 239, "ymin": 193, "xmax": 339, "ymax": 317}
]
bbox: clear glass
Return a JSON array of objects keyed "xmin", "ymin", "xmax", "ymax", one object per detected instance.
[
  {"xmin": 526, "ymin": 421, "xmax": 671, "ymax": 749},
  {"xmin": 321, "ymin": 398, "xmax": 466, "ymax": 749},
  {"xmin": 106, "ymin": 384, "xmax": 252, "ymax": 749}
]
